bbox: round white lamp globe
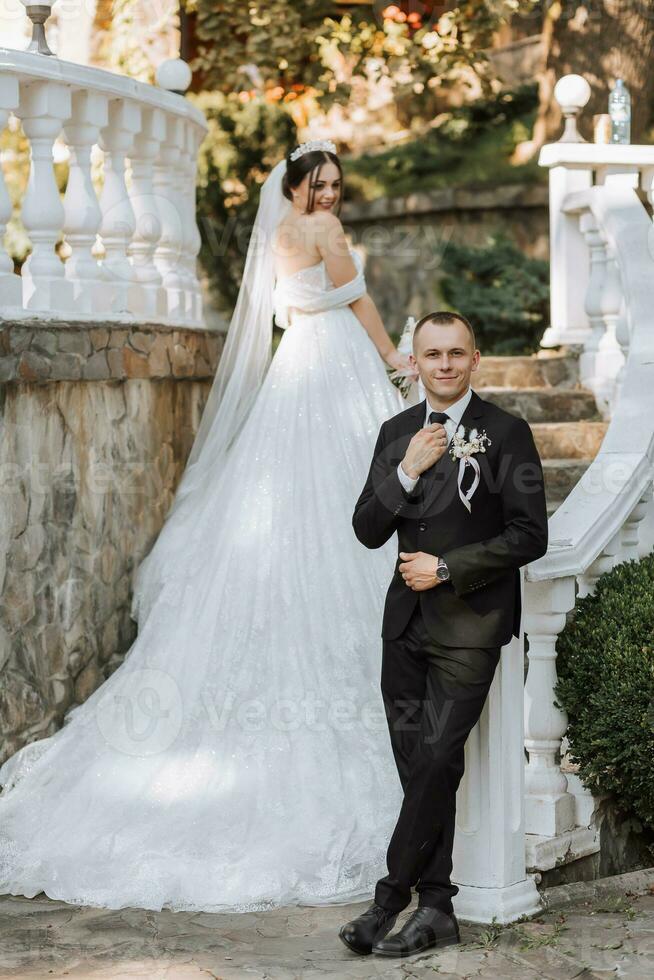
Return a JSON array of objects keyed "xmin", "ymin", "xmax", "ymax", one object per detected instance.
[
  {"xmin": 554, "ymin": 74, "xmax": 592, "ymax": 143},
  {"xmin": 156, "ymin": 58, "xmax": 192, "ymax": 94},
  {"xmin": 554, "ymin": 74, "xmax": 591, "ymax": 111}
]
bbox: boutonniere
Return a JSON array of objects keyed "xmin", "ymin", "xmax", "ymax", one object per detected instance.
[{"xmin": 449, "ymin": 425, "xmax": 492, "ymax": 513}]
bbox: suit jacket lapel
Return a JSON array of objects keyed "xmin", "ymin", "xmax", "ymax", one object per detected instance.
[{"xmin": 419, "ymin": 389, "xmax": 486, "ymax": 516}]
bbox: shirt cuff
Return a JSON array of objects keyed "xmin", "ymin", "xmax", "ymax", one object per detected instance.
[{"xmin": 396, "ymin": 461, "xmax": 419, "ymax": 494}]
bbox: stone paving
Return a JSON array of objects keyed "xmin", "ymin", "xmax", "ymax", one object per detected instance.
[{"xmin": 1, "ymin": 871, "xmax": 653, "ymax": 979}]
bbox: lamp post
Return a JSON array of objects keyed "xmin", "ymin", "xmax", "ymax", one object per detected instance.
[{"xmin": 21, "ymin": 1, "xmax": 54, "ymax": 57}]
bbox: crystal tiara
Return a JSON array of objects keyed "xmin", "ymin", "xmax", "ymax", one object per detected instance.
[{"xmin": 289, "ymin": 139, "xmax": 337, "ymax": 162}]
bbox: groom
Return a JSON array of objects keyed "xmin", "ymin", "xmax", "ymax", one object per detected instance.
[{"xmin": 340, "ymin": 311, "xmax": 548, "ymax": 958}]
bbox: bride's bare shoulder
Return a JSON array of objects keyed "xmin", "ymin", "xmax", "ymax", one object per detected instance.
[
  {"xmin": 303, "ymin": 211, "xmax": 346, "ymax": 253},
  {"xmin": 305, "ymin": 210, "xmax": 343, "ymax": 231}
]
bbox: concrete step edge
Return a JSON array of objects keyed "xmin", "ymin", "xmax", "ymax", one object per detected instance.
[{"xmin": 539, "ymin": 866, "xmax": 654, "ymax": 912}]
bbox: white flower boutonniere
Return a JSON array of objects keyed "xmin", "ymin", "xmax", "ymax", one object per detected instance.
[{"xmin": 448, "ymin": 425, "xmax": 492, "ymax": 513}]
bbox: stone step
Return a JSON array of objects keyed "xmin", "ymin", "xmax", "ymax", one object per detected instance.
[
  {"xmin": 477, "ymin": 387, "xmax": 601, "ymax": 424},
  {"xmin": 543, "ymin": 458, "xmax": 593, "ymax": 507},
  {"xmin": 475, "ymin": 353, "xmax": 579, "ymax": 389},
  {"xmin": 530, "ymin": 421, "xmax": 608, "ymax": 460}
]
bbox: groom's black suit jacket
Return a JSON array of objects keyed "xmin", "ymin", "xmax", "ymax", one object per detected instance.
[{"xmin": 353, "ymin": 390, "xmax": 549, "ymax": 648}]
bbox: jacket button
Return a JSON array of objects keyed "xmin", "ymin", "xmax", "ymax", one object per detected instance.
[{"xmin": 418, "ymin": 521, "xmax": 427, "ymax": 531}]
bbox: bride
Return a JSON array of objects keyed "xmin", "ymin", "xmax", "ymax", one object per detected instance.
[{"xmin": 0, "ymin": 139, "xmax": 421, "ymax": 913}]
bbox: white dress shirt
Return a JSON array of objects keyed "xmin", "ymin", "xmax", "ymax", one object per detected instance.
[{"xmin": 396, "ymin": 386, "xmax": 473, "ymax": 494}]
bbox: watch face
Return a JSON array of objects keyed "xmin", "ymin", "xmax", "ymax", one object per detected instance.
[{"xmin": 437, "ymin": 563, "xmax": 449, "ymax": 581}]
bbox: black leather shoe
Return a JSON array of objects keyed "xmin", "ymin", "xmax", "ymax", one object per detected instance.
[
  {"xmin": 338, "ymin": 902, "xmax": 399, "ymax": 955},
  {"xmin": 372, "ymin": 906, "xmax": 460, "ymax": 957}
]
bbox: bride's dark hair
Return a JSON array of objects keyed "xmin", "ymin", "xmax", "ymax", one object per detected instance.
[{"xmin": 282, "ymin": 149, "xmax": 344, "ymax": 215}]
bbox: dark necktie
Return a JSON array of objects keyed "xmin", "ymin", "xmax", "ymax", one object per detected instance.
[{"xmin": 423, "ymin": 411, "xmax": 451, "ymax": 491}]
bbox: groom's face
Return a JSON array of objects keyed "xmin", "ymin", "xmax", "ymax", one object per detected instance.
[{"xmin": 410, "ymin": 320, "xmax": 480, "ymax": 404}]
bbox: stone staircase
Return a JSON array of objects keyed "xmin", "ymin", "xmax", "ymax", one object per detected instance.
[{"xmin": 474, "ymin": 350, "xmax": 607, "ymax": 516}]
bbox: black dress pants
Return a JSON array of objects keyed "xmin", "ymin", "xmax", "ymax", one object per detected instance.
[{"xmin": 374, "ymin": 601, "xmax": 501, "ymax": 914}]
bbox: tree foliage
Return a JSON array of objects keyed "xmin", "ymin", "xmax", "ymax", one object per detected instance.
[
  {"xmin": 519, "ymin": 1, "xmax": 654, "ymax": 157},
  {"xmin": 186, "ymin": 0, "xmax": 333, "ymax": 96},
  {"xmin": 184, "ymin": 1, "xmax": 541, "ymax": 115}
]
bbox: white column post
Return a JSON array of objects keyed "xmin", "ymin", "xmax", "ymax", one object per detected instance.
[
  {"xmin": 153, "ymin": 114, "xmax": 186, "ymax": 322},
  {"xmin": 187, "ymin": 122, "xmax": 205, "ymax": 326},
  {"xmin": 62, "ymin": 90, "xmax": 111, "ymax": 314},
  {"xmin": 523, "ymin": 576, "xmax": 577, "ymax": 838},
  {"xmin": 174, "ymin": 117, "xmax": 194, "ymax": 324},
  {"xmin": 539, "ymin": 74, "xmax": 593, "ymax": 349},
  {"xmin": 126, "ymin": 105, "xmax": 167, "ymax": 320},
  {"xmin": 452, "ymin": 571, "xmax": 541, "ymax": 924},
  {"xmin": 18, "ymin": 79, "xmax": 73, "ymax": 313},
  {"xmin": 98, "ymin": 99, "xmax": 141, "ymax": 314},
  {"xmin": 541, "ymin": 162, "xmax": 593, "ymax": 348},
  {"xmin": 0, "ymin": 76, "xmax": 21, "ymax": 308}
]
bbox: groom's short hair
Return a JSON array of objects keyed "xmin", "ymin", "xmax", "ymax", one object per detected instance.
[{"xmin": 413, "ymin": 311, "xmax": 476, "ymax": 352}]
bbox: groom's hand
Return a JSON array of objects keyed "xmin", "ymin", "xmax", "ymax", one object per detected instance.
[
  {"xmin": 401, "ymin": 424, "xmax": 448, "ymax": 480},
  {"xmin": 398, "ymin": 552, "xmax": 442, "ymax": 591}
]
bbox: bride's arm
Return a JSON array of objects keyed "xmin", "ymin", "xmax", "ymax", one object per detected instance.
[{"xmin": 312, "ymin": 212, "xmax": 407, "ymax": 370}]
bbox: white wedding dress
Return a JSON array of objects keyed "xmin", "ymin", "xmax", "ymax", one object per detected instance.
[{"xmin": 0, "ymin": 247, "xmax": 414, "ymax": 912}]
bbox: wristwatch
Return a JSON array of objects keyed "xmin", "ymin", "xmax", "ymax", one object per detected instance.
[{"xmin": 435, "ymin": 557, "xmax": 450, "ymax": 582}]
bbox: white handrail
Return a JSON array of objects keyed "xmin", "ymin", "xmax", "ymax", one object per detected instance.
[
  {"xmin": 0, "ymin": 48, "xmax": 207, "ymax": 327},
  {"xmin": 522, "ymin": 139, "xmax": 654, "ymax": 853},
  {"xmin": 527, "ymin": 185, "xmax": 654, "ymax": 581},
  {"xmin": 0, "ymin": 48, "xmax": 206, "ymax": 129}
]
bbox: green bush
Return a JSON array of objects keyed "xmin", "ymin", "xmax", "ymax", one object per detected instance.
[
  {"xmin": 438, "ymin": 231, "xmax": 549, "ymax": 355},
  {"xmin": 554, "ymin": 555, "xmax": 654, "ymax": 832}
]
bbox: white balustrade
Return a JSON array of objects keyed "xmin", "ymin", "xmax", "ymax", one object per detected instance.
[
  {"xmin": 520, "ymin": 96, "xmax": 654, "ymax": 880},
  {"xmin": 0, "ymin": 46, "xmax": 207, "ymax": 327},
  {"xmin": 538, "ymin": 76, "xmax": 654, "ymax": 403}
]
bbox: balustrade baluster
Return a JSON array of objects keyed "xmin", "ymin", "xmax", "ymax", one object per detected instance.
[
  {"xmin": 523, "ymin": 576, "xmax": 577, "ymax": 838},
  {"xmin": 185, "ymin": 123, "xmax": 204, "ymax": 326},
  {"xmin": 153, "ymin": 114, "xmax": 185, "ymax": 322},
  {"xmin": 0, "ymin": 76, "xmax": 21, "ymax": 308},
  {"xmin": 621, "ymin": 487, "xmax": 653, "ymax": 561},
  {"xmin": 98, "ymin": 99, "xmax": 141, "ymax": 315},
  {"xmin": 62, "ymin": 90, "xmax": 110, "ymax": 314},
  {"xmin": 18, "ymin": 79, "xmax": 73, "ymax": 313},
  {"xmin": 126, "ymin": 106, "xmax": 167, "ymax": 320}
]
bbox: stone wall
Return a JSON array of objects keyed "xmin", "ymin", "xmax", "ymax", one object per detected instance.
[
  {"xmin": 341, "ymin": 182, "xmax": 549, "ymax": 332},
  {"xmin": 0, "ymin": 322, "xmax": 222, "ymax": 764}
]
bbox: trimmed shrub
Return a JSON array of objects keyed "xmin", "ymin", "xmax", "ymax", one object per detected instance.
[
  {"xmin": 554, "ymin": 555, "xmax": 654, "ymax": 832},
  {"xmin": 439, "ymin": 231, "xmax": 549, "ymax": 355}
]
